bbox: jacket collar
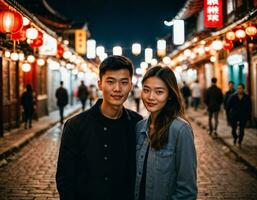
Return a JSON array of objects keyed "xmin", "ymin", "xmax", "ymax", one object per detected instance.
[{"xmin": 137, "ymin": 118, "xmax": 150, "ymax": 134}]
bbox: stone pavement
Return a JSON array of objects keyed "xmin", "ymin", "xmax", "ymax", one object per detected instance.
[
  {"xmin": 187, "ymin": 107, "xmax": 257, "ymax": 174},
  {"xmin": 0, "ymin": 104, "xmax": 81, "ymax": 166}
]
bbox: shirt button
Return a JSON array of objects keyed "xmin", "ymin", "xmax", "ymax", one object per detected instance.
[
  {"xmin": 104, "ymin": 127, "xmax": 107, "ymax": 131},
  {"xmin": 104, "ymin": 144, "xmax": 108, "ymax": 148},
  {"xmin": 104, "ymin": 156, "xmax": 108, "ymax": 160}
]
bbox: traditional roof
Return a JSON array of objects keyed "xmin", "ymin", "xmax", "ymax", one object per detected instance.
[{"xmin": 174, "ymin": 0, "xmax": 203, "ymax": 20}]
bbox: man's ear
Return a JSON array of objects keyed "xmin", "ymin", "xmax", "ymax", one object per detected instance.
[{"xmin": 97, "ymin": 80, "xmax": 102, "ymax": 91}]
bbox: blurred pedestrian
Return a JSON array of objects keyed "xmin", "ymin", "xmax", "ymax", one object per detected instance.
[
  {"xmin": 88, "ymin": 84, "xmax": 97, "ymax": 107},
  {"xmin": 180, "ymin": 81, "xmax": 191, "ymax": 109},
  {"xmin": 204, "ymin": 77, "xmax": 223, "ymax": 136},
  {"xmin": 55, "ymin": 81, "xmax": 68, "ymax": 124},
  {"xmin": 224, "ymin": 81, "xmax": 236, "ymax": 126},
  {"xmin": 56, "ymin": 55, "xmax": 142, "ymax": 200},
  {"xmin": 227, "ymin": 84, "xmax": 251, "ymax": 147},
  {"xmin": 77, "ymin": 80, "xmax": 89, "ymax": 111},
  {"xmin": 133, "ymin": 85, "xmax": 141, "ymax": 112},
  {"xmin": 135, "ymin": 66, "xmax": 197, "ymax": 200},
  {"xmin": 191, "ymin": 80, "xmax": 201, "ymax": 110},
  {"xmin": 21, "ymin": 84, "xmax": 34, "ymax": 129}
]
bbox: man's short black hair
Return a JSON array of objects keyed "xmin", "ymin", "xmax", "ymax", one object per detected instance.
[
  {"xmin": 60, "ymin": 81, "xmax": 64, "ymax": 85},
  {"xmin": 229, "ymin": 80, "xmax": 234, "ymax": 84},
  {"xmin": 99, "ymin": 55, "xmax": 134, "ymax": 79},
  {"xmin": 238, "ymin": 83, "xmax": 245, "ymax": 89},
  {"xmin": 211, "ymin": 77, "xmax": 217, "ymax": 84}
]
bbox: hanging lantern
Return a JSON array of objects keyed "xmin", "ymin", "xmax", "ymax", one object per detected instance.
[
  {"xmin": 57, "ymin": 44, "xmax": 64, "ymax": 57},
  {"xmin": 11, "ymin": 52, "xmax": 19, "ymax": 61},
  {"xmin": 30, "ymin": 37, "xmax": 43, "ymax": 48},
  {"xmin": 223, "ymin": 40, "xmax": 233, "ymax": 50},
  {"xmin": 235, "ymin": 28, "xmax": 246, "ymax": 41},
  {"xmin": 0, "ymin": 10, "xmax": 23, "ymax": 33},
  {"xmin": 211, "ymin": 40, "xmax": 223, "ymax": 51},
  {"xmin": 245, "ymin": 25, "xmax": 257, "ymax": 39},
  {"xmin": 26, "ymin": 27, "xmax": 38, "ymax": 40},
  {"xmin": 37, "ymin": 58, "xmax": 45, "ymax": 66},
  {"xmin": 11, "ymin": 27, "xmax": 26, "ymax": 41},
  {"xmin": 226, "ymin": 31, "xmax": 236, "ymax": 41},
  {"xmin": 27, "ymin": 55, "xmax": 35, "ymax": 63},
  {"xmin": 22, "ymin": 63, "xmax": 31, "ymax": 72}
]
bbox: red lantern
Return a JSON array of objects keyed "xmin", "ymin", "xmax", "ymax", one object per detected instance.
[
  {"xmin": 226, "ymin": 31, "xmax": 235, "ymax": 41},
  {"xmin": 0, "ymin": 10, "xmax": 23, "ymax": 33},
  {"xmin": 30, "ymin": 37, "xmax": 43, "ymax": 48},
  {"xmin": 57, "ymin": 44, "xmax": 64, "ymax": 57},
  {"xmin": 223, "ymin": 40, "xmax": 233, "ymax": 50},
  {"xmin": 246, "ymin": 25, "xmax": 257, "ymax": 39},
  {"xmin": 11, "ymin": 27, "xmax": 26, "ymax": 41}
]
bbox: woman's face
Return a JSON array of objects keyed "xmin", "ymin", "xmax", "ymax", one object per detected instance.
[{"xmin": 141, "ymin": 76, "xmax": 169, "ymax": 116}]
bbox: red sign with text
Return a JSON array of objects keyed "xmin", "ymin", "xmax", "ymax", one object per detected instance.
[{"xmin": 204, "ymin": 0, "xmax": 223, "ymax": 28}]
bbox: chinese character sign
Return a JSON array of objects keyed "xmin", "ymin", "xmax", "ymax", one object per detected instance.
[{"xmin": 204, "ymin": 0, "xmax": 223, "ymax": 28}]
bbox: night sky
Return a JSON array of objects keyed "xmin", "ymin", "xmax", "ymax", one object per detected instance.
[{"xmin": 48, "ymin": 0, "xmax": 186, "ymax": 67}]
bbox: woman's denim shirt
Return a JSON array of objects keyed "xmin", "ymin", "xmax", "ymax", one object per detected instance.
[{"xmin": 134, "ymin": 117, "xmax": 197, "ymax": 200}]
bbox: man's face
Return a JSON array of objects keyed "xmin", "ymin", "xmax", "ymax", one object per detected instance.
[
  {"xmin": 237, "ymin": 85, "xmax": 244, "ymax": 95},
  {"xmin": 98, "ymin": 69, "xmax": 132, "ymax": 107},
  {"xmin": 229, "ymin": 83, "xmax": 234, "ymax": 90}
]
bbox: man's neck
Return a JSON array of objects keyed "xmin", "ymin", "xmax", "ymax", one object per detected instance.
[{"xmin": 100, "ymin": 101, "xmax": 123, "ymax": 119}]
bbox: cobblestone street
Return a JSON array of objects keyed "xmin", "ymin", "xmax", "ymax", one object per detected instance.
[{"xmin": 0, "ymin": 112, "xmax": 257, "ymax": 200}]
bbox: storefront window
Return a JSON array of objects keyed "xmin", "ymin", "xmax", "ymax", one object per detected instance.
[{"xmin": 37, "ymin": 65, "xmax": 47, "ymax": 95}]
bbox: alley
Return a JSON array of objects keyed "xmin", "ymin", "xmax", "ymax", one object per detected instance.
[{"xmin": 0, "ymin": 108, "xmax": 257, "ymax": 200}]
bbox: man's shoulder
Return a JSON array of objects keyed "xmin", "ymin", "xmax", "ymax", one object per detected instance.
[
  {"xmin": 124, "ymin": 108, "xmax": 143, "ymax": 121},
  {"xmin": 66, "ymin": 108, "xmax": 94, "ymax": 126}
]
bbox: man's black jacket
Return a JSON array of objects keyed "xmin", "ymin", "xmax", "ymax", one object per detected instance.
[{"xmin": 56, "ymin": 99, "xmax": 142, "ymax": 200}]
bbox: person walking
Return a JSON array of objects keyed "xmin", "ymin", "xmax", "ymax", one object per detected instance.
[
  {"xmin": 55, "ymin": 81, "xmax": 68, "ymax": 124},
  {"xmin": 190, "ymin": 80, "xmax": 201, "ymax": 110},
  {"xmin": 56, "ymin": 56, "xmax": 142, "ymax": 200},
  {"xmin": 226, "ymin": 84, "xmax": 251, "ymax": 147},
  {"xmin": 135, "ymin": 66, "xmax": 197, "ymax": 200},
  {"xmin": 180, "ymin": 81, "xmax": 191, "ymax": 109},
  {"xmin": 204, "ymin": 77, "xmax": 223, "ymax": 136},
  {"xmin": 21, "ymin": 84, "xmax": 34, "ymax": 129},
  {"xmin": 77, "ymin": 80, "xmax": 89, "ymax": 111},
  {"xmin": 224, "ymin": 81, "xmax": 236, "ymax": 126}
]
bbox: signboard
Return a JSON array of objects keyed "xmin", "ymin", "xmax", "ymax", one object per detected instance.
[
  {"xmin": 75, "ymin": 29, "xmax": 87, "ymax": 55},
  {"xmin": 204, "ymin": 0, "xmax": 223, "ymax": 28}
]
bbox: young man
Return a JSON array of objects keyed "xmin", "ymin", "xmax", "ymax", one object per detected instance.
[
  {"xmin": 227, "ymin": 84, "xmax": 251, "ymax": 147},
  {"xmin": 56, "ymin": 56, "xmax": 142, "ymax": 200},
  {"xmin": 55, "ymin": 81, "xmax": 69, "ymax": 124},
  {"xmin": 204, "ymin": 77, "xmax": 223, "ymax": 136},
  {"xmin": 224, "ymin": 81, "xmax": 236, "ymax": 126}
]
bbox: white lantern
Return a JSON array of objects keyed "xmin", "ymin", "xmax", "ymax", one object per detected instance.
[
  {"xmin": 4, "ymin": 51, "xmax": 11, "ymax": 58},
  {"xmin": 151, "ymin": 58, "xmax": 158, "ymax": 66},
  {"xmin": 37, "ymin": 58, "xmax": 45, "ymax": 66},
  {"xmin": 11, "ymin": 52, "xmax": 19, "ymax": 61},
  {"xmin": 113, "ymin": 46, "xmax": 122, "ymax": 56},
  {"xmin": 22, "ymin": 17, "xmax": 30, "ymax": 26},
  {"xmin": 22, "ymin": 63, "xmax": 31, "ymax": 72},
  {"xmin": 145, "ymin": 48, "xmax": 153, "ymax": 64},
  {"xmin": 132, "ymin": 43, "xmax": 141, "ymax": 55},
  {"xmin": 173, "ymin": 20, "xmax": 185, "ymax": 45},
  {"xmin": 26, "ymin": 28, "xmax": 38, "ymax": 40},
  {"xmin": 18, "ymin": 53, "xmax": 25, "ymax": 61},
  {"xmin": 87, "ymin": 39, "xmax": 96, "ymax": 59},
  {"xmin": 157, "ymin": 40, "xmax": 166, "ymax": 57},
  {"xmin": 163, "ymin": 56, "xmax": 171, "ymax": 65},
  {"xmin": 140, "ymin": 62, "xmax": 148, "ymax": 69},
  {"xmin": 96, "ymin": 46, "xmax": 105, "ymax": 57},
  {"xmin": 27, "ymin": 55, "xmax": 35, "ymax": 63},
  {"xmin": 211, "ymin": 40, "xmax": 223, "ymax": 51},
  {"xmin": 63, "ymin": 50, "xmax": 72, "ymax": 59}
]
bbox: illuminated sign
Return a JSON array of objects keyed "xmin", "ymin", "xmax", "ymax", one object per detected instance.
[{"xmin": 204, "ymin": 0, "xmax": 223, "ymax": 28}]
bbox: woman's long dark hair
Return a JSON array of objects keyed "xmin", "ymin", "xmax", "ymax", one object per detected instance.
[{"xmin": 142, "ymin": 66, "xmax": 188, "ymax": 150}]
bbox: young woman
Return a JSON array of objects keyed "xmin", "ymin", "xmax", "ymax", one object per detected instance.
[{"xmin": 135, "ymin": 66, "xmax": 197, "ymax": 200}]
